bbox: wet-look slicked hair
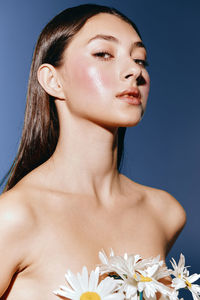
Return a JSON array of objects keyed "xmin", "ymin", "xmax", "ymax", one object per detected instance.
[{"xmin": 1, "ymin": 4, "xmax": 141, "ymax": 192}]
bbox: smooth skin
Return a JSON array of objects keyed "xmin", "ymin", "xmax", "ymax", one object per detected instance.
[{"xmin": 0, "ymin": 13, "xmax": 186, "ymax": 299}]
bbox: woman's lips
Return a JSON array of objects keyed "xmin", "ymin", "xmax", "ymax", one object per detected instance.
[
  {"xmin": 116, "ymin": 88, "xmax": 141, "ymax": 105},
  {"xmin": 116, "ymin": 95, "xmax": 141, "ymax": 105}
]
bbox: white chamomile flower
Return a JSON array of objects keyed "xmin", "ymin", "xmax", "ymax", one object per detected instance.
[
  {"xmin": 99, "ymin": 250, "xmax": 147, "ymax": 299},
  {"xmin": 99, "ymin": 250, "xmax": 172, "ymax": 300},
  {"xmin": 170, "ymin": 254, "xmax": 189, "ymax": 278},
  {"xmin": 54, "ymin": 266, "xmax": 124, "ymax": 300},
  {"xmin": 170, "ymin": 254, "xmax": 200, "ymax": 300},
  {"xmin": 99, "ymin": 249, "xmax": 153, "ymax": 280},
  {"xmin": 136, "ymin": 264, "xmax": 172, "ymax": 300}
]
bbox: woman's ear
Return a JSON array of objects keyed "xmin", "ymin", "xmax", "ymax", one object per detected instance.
[{"xmin": 37, "ymin": 64, "xmax": 65, "ymax": 100}]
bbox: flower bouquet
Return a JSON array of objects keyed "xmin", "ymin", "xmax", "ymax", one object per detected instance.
[{"xmin": 54, "ymin": 250, "xmax": 200, "ymax": 300}]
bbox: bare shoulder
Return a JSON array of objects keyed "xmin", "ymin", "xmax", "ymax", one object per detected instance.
[
  {"xmin": 146, "ymin": 186, "xmax": 187, "ymax": 253},
  {"xmin": 147, "ymin": 187, "xmax": 186, "ymax": 232},
  {"xmin": 120, "ymin": 174, "xmax": 186, "ymax": 242},
  {"xmin": 0, "ymin": 186, "xmax": 37, "ymax": 295},
  {"xmin": 0, "ymin": 185, "xmax": 37, "ymax": 243}
]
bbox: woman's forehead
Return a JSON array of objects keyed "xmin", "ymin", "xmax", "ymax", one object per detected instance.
[{"xmin": 71, "ymin": 13, "xmax": 141, "ymax": 45}]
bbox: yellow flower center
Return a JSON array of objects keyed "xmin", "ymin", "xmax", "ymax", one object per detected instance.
[
  {"xmin": 178, "ymin": 274, "xmax": 191, "ymax": 288},
  {"xmin": 140, "ymin": 275, "xmax": 152, "ymax": 282},
  {"xmin": 185, "ymin": 280, "xmax": 192, "ymax": 288},
  {"xmin": 133, "ymin": 273, "xmax": 152, "ymax": 282},
  {"xmin": 80, "ymin": 292, "xmax": 101, "ymax": 300},
  {"xmin": 133, "ymin": 273, "xmax": 137, "ymax": 280}
]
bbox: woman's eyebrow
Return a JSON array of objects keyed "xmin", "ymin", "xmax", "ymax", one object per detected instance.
[
  {"xmin": 87, "ymin": 34, "xmax": 119, "ymax": 44},
  {"xmin": 87, "ymin": 34, "xmax": 146, "ymax": 51}
]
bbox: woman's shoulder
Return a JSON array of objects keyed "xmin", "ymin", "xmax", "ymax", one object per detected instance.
[
  {"xmin": 0, "ymin": 184, "xmax": 37, "ymax": 238},
  {"xmin": 146, "ymin": 186, "xmax": 187, "ymax": 253},
  {"xmin": 0, "ymin": 185, "xmax": 39, "ymax": 290},
  {"xmin": 121, "ymin": 174, "xmax": 186, "ymax": 237},
  {"xmin": 147, "ymin": 186, "xmax": 186, "ymax": 229}
]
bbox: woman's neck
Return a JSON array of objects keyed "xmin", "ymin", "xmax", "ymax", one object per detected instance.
[{"xmin": 47, "ymin": 108, "xmax": 121, "ymax": 200}]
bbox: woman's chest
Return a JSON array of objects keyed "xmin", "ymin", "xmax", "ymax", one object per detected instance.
[
  {"xmin": 24, "ymin": 204, "xmax": 167, "ymax": 283},
  {"xmin": 5, "ymin": 202, "xmax": 168, "ymax": 300},
  {"xmin": 30, "ymin": 201, "xmax": 168, "ymax": 269}
]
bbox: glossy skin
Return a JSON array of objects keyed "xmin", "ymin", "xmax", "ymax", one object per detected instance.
[
  {"xmin": 57, "ymin": 14, "xmax": 150, "ymax": 128},
  {"xmin": 0, "ymin": 13, "xmax": 186, "ymax": 300}
]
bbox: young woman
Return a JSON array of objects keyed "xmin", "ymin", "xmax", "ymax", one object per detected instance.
[{"xmin": 0, "ymin": 4, "xmax": 186, "ymax": 299}]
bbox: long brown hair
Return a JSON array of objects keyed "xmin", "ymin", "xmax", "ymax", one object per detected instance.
[{"xmin": 1, "ymin": 4, "xmax": 141, "ymax": 192}]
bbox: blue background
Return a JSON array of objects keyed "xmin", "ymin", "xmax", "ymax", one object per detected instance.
[{"xmin": 0, "ymin": 0, "xmax": 200, "ymax": 297}]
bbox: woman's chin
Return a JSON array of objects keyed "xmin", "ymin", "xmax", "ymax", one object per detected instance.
[
  {"xmin": 120, "ymin": 119, "xmax": 141, "ymax": 128},
  {"xmin": 102, "ymin": 118, "xmax": 142, "ymax": 130},
  {"xmin": 116, "ymin": 111, "xmax": 144, "ymax": 127}
]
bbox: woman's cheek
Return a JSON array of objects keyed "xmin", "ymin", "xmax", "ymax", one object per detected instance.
[
  {"xmin": 87, "ymin": 66, "xmax": 115, "ymax": 96},
  {"xmin": 71, "ymin": 58, "xmax": 114, "ymax": 96}
]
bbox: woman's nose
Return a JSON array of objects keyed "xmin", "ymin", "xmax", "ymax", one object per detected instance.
[{"xmin": 120, "ymin": 61, "xmax": 142, "ymax": 82}]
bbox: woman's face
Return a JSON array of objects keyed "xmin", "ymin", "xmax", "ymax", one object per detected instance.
[{"xmin": 57, "ymin": 13, "xmax": 150, "ymax": 128}]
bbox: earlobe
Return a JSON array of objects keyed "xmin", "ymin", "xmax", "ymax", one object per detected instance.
[{"xmin": 37, "ymin": 64, "xmax": 65, "ymax": 100}]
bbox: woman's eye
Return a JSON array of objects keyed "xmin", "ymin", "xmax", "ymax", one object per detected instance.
[
  {"xmin": 134, "ymin": 59, "xmax": 149, "ymax": 68},
  {"xmin": 93, "ymin": 52, "xmax": 113, "ymax": 60}
]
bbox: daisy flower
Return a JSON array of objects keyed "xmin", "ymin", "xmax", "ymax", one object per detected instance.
[
  {"xmin": 99, "ymin": 249, "xmax": 166, "ymax": 280},
  {"xmin": 99, "ymin": 250, "xmax": 147, "ymax": 299},
  {"xmin": 54, "ymin": 266, "xmax": 124, "ymax": 300},
  {"xmin": 136, "ymin": 264, "xmax": 172, "ymax": 300},
  {"xmin": 170, "ymin": 254, "xmax": 200, "ymax": 300},
  {"xmin": 170, "ymin": 254, "xmax": 189, "ymax": 278},
  {"xmin": 99, "ymin": 250, "xmax": 172, "ymax": 300}
]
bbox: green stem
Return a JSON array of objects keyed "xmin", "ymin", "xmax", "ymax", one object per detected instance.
[{"xmin": 139, "ymin": 291, "xmax": 143, "ymax": 300}]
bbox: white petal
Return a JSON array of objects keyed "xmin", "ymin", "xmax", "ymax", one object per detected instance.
[
  {"xmin": 172, "ymin": 278, "xmax": 186, "ymax": 290},
  {"xmin": 153, "ymin": 281, "xmax": 172, "ymax": 296},
  {"xmin": 97, "ymin": 277, "xmax": 116, "ymax": 296},
  {"xmin": 143, "ymin": 292, "xmax": 157, "ymax": 300},
  {"xmin": 146, "ymin": 283, "xmax": 157, "ymax": 298},
  {"xmin": 178, "ymin": 254, "xmax": 185, "ymax": 270},
  {"xmin": 58, "ymin": 284, "xmax": 76, "ymax": 293},
  {"xmin": 147, "ymin": 264, "xmax": 159, "ymax": 277},
  {"xmin": 88, "ymin": 268, "xmax": 99, "ymax": 291},
  {"xmin": 81, "ymin": 266, "xmax": 89, "ymax": 289},
  {"xmin": 170, "ymin": 257, "xmax": 178, "ymax": 270},
  {"xmin": 191, "ymin": 291, "xmax": 200, "ymax": 300},
  {"xmin": 138, "ymin": 282, "xmax": 145, "ymax": 293},
  {"xmin": 188, "ymin": 273, "xmax": 200, "ymax": 284},
  {"xmin": 54, "ymin": 288, "xmax": 76, "ymax": 299},
  {"xmin": 104, "ymin": 292, "xmax": 125, "ymax": 300},
  {"xmin": 110, "ymin": 248, "xmax": 115, "ymax": 257},
  {"xmin": 193, "ymin": 284, "xmax": 200, "ymax": 293},
  {"xmin": 155, "ymin": 266, "xmax": 171, "ymax": 280},
  {"xmin": 99, "ymin": 250, "xmax": 109, "ymax": 265},
  {"xmin": 124, "ymin": 253, "xmax": 128, "ymax": 260},
  {"xmin": 65, "ymin": 270, "xmax": 82, "ymax": 291},
  {"xmin": 124, "ymin": 283, "xmax": 137, "ymax": 298}
]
